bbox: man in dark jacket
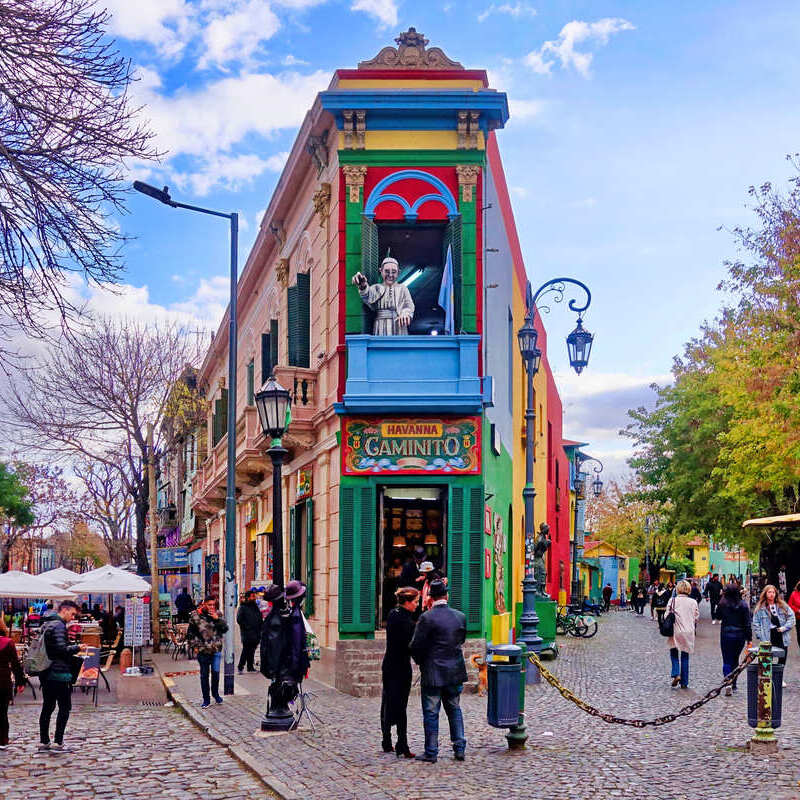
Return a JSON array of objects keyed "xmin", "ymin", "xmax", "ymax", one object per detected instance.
[
  {"xmin": 602, "ymin": 583, "xmax": 613, "ymax": 612},
  {"xmin": 39, "ymin": 600, "xmax": 85, "ymax": 752},
  {"xmin": 186, "ymin": 596, "xmax": 228, "ymax": 708},
  {"xmin": 236, "ymin": 590, "xmax": 262, "ymax": 673},
  {"xmin": 175, "ymin": 588, "xmax": 195, "ymax": 623},
  {"xmin": 704, "ymin": 574, "xmax": 723, "ymax": 623},
  {"xmin": 400, "ymin": 546, "xmax": 426, "ymax": 588},
  {"xmin": 409, "ymin": 580, "xmax": 467, "ymax": 763}
]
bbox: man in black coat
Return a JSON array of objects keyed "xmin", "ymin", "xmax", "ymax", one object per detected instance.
[
  {"xmin": 175, "ymin": 588, "xmax": 195, "ymax": 624},
  {"xmin": 409, "ymin": 580, "xmax": 467, "ymax": 763},
  {"xmin": 236, "ymin": 590, "xmax": 263, "ymax": 673},
  {"xmin": 704, "ymin": 574, "xmax": 723, "ymax": 623}
]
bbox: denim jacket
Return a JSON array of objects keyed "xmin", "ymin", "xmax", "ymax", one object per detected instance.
[{"xmin": 752, "ymin": 603, "xmax": 796, "ymax": 648}]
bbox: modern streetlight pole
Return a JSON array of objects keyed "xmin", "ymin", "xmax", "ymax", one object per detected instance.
[
  {"xmin": 133, "ymin": 181, "xmax": 239, "ymax": 695},
  {"xmin": 516, "ymin": 278, "xmax": 594, "ymax": 678},
  {"xmin": 570, "ymin": 455, "xmax": 603, "ymax": 606}
]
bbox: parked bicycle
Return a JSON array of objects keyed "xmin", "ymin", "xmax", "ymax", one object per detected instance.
[{"xmin": 556, "ymin": 606, "xmax": 599, "ymax": 638}]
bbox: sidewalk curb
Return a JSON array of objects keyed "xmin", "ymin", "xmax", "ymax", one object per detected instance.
[{"xmin": 154, "ymin": 661, "xmax": 291, "ymax": 800}]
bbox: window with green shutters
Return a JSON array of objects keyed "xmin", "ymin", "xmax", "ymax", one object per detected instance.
[
  {"xmin": 447, "ymin": 481, "xmax": 484, "ymax": 633},
  {"xmin": 361, "ymin": 217, "xmax": 380, "ymax": 334},
  {"xmin": 288, "ymin": 499, "xmax": 314, "ymax": 615},
  {"xmin": 246, "ymin": 360, "xmax": 254, "ymax": 405},
  {"xmin": 260, "ymin": 320, "xmax": 280, "ymax": 386},
  {"xmin": 288, "ymin": 273, "xmax": 310, "ymax": 368},
  {"xmin": 442, "ymin": 216, "xmax": 463, "ymax": 332},
  {"xmin": 211, "ymin": 388, "xmax": 228, "ymax": 447},
  {"xmin": 339, "ymin": 483, "xmax": 376, "ymax": 634}
]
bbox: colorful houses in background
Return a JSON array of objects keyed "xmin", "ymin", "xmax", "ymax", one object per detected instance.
[
  {"xmin": 583, "ymin": 540, "xmax": 632, "ymax": 603},
  {"xmin": 173, "ymin": 29, "xmax": 599, "ymax": 694}
]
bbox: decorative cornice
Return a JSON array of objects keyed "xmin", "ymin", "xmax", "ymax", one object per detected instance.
[
  {"xmin": 312, "ymin": 183, "xmax": 332, "ymax": 227},
  {"xmin": 358, "ymin": 27, "xmax": 463, "ymax": 71},
  {"xmin": 456, "ymin": 165, "xmax": 481, "ymax": 203},
  {"xmin": 342, "ymin": 110, "xmax": 365, "ymax": 149},
  {"xmin": 457, "ymin": 110, "xmax": 480, "ymax": 150},
  {"xmin": 342, "ymin": 165, "xmax": 367, "ymax": 203},
  {"xmin": 276, "ymin": 258, "xmax": 290, "ymax": 288}
]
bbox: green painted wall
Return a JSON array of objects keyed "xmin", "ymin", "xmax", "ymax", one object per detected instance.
[{"xmin": 481, "ymin": 418, "xmax": 514, "ymax": 642}]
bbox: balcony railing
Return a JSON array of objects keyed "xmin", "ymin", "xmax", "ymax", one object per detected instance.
[
  {"xmin": 340, "ymin": 334, "xmax": 489, "ymax": 414},
  {"xmin": 274, "ymin": 365, "xmax": 319, "ymax": 425}
]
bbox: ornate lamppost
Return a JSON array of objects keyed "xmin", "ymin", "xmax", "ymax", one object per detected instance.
[
  {"xmin": 517, "ymin": 278, "xmax": 593, "ymax": 679},
  {"xmin": 570, "ymin": 456, "xmax": 603, "ymax": 606},
  {"xmin": 254, "ymin": 375, "xmax": 293, "ymax": 731}
]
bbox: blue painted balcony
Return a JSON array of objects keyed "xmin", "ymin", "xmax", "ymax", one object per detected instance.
[{"xmin": 340, "ymin": 335, "xmax": 491, "ymax": 414}]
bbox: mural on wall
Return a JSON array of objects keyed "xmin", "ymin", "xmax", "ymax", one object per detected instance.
[
  {"xmin": 343, "ymin": 416, "xmax": 481, "ymax": 475},
  {"xmin": 493, "ymin": 514, "xmax": 506, "ymax": 614}
]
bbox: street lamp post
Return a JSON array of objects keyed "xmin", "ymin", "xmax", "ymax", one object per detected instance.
[
  {"xmin": 516, "ymin": 278, "xmax": 593, "ymax": 674},
  {"xmin": 644, "ymin": 515, "xmax": 653, "ymax": 584},
  {"xmin": 570, "ymin": 456, "xmax": 603, "ymax": 606},
  {"xmin": 254, "ymin": 375, "xmax": 293, "ymax": 732},
  {"xmin": 133, "ymin": 182, "xmax": 240, "ymax": 696}
]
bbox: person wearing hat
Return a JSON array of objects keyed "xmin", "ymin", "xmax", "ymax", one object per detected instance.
[
  {"xmin": 400, "ymin": 546, "xmax": 426, "ymax": 589},
  {"xmin": 418, "ymin": 562, "xmax": 446, "ymax": 613},
  {"xmin": 381, "ymin": 587, "xmax": 419, "ymax": 758},
  {"xmin": 352, "ymin": 255, "xmax": 415, "ymax": 335},
  {"xmin": 409, "ymin": 580, "xmax": 467, "ymax": 763},
  {"xmin": 236, "ymin": 590, "xmax": 263, "ymax": 674}
]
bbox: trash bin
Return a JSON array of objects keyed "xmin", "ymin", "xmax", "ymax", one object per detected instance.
[
  {"xmin": 487, "ymin": 644, "xmax": 523, "ymax": 728},
  {"xmin": 747, "ymin": 646, "xmax": 784, "ymax": 729}
]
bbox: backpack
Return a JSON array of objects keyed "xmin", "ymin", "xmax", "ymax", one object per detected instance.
[{"xmin": 24, "ymin": 625, "xmax": 52, "ymax": 676}]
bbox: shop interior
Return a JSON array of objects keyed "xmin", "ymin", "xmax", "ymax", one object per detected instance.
[{"xmin": 378, "ymin": 485, "xmax": 447, "ymax": 626}]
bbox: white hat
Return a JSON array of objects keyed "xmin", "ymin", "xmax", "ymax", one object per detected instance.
[
  {"xmin": 381, "ymin": 256, "xmax": 399, "ymax": 269},
  {"xmin": 419, "ymin": 561, "xmax": 435, "ymax": 573}
]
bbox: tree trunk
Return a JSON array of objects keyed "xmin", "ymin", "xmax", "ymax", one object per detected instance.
[{"xmin": 134, "ymin": 492, "xmax": 149, "ymax": 574}]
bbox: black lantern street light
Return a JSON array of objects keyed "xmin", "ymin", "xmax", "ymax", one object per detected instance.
[
  {"xmin": 516, "ymin": 277, "xmax": 593, "ymax": 689},
  {"xmin": 570, "ymin": 456, "xmax": 603, "ymax": 605},
  {"xmin": 254, "ymin": 375, "xmax": 293, "ymax": 731},
  {"xmin": 133, "ymin": 181, "xmax": 240, "ymax": 696}
]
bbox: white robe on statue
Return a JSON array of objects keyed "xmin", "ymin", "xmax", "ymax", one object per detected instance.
[{"xmin": 359, "ymin": 282, "xmax": 415, "ymax": 335}]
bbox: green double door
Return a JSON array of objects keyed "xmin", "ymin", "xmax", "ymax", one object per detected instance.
[{"xmin": 339, "ymin": 476, "xmax": 484, "ymax": 637}]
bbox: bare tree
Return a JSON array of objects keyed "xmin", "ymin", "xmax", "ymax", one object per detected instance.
[
  {"xmin": 3, "ymin": 317, "xmax": 205, "ymax": 572},
  {"xmin": 0, "ymin": 0, "xmax": 158, "ymax": 360},
  {"xmin": 74, "ymin": 457, "xmax": 133, "ymax": 566}
]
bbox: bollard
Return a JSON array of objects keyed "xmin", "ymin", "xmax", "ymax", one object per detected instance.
[
  {"xmin": 748, "ymin": 641, "xmax": 783, "ymax": 755},
  {"xmin": 506, "ymin": 642, "xmax": 528, "ymax": 750}
]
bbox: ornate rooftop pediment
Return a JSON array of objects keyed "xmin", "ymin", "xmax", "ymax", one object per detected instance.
[{"xmin": 358, "ymin": 27, "xmax": 463, "ymax": 71}]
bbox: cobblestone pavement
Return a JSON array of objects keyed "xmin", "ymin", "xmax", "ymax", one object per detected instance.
[
  {"xmin": 0, "ymin": 702, "xmax": 271, "ymax": 799},
  {"xmin": 161, "ymin": 603, "xmax": 800, "ymax": 800}
]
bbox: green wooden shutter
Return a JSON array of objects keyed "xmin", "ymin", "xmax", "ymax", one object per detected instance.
[
  {"xmin": 447, "ymin": 482, "xmax": 484, "ymax": 634},
  {"xmin": 361, "ymin": 216, "xmax": 380, "ymax": 284},
  {"xmin": 270, "ymin": 319, "xmax": 279, "ymax": 368},
  {"xmin": 246, "ymin": 360, "xmax": 254, "ymax": 405},
  {"xmin": 443, "ymin": 216, "xmax": 463, "ymax": 333},
  {"xmin": 289, "ymin": 505, "xmax": 297, "ymax": 579},
  {"xmin": 305, "ymin": 498, "xmax": 314, "ymax": 616},
  {"xmin": 339, "ymin": 484, "xmax": 376, "ymax": 634},
  {"xmin": 296, "ymin": 273, "xmax": 310, "ymax": 368},
  {"xmin": 260, "ymin": 333, "xmax": 271, "ymax": 386},
  {"xmin": 287, "ymin": 284, "xmax": 299, "ymax": 366},
  {"xmin": 212, "ymin": 390, "xmax": 228, "ymax": 446}
]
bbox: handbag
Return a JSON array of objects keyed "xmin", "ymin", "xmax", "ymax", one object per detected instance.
[{"xmin": 659, "ymin": 599, "xmax": 676, "ymax": 637}]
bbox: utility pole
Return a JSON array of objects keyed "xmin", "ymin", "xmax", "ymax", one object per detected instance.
[{"xmin": 147, "ymin": 422, "xmax": 160, "ymax": 653}]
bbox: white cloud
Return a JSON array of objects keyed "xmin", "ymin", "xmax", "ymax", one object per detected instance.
[
  {"xmin": 478, "ymin": 3, "xmax": 537, "ymax": 23},
  {"xmin": 351, "ymin": 0, "xmax": 398, "ymax": 27},
  {"xmin": 199, "ymin": 1, "xmax": 281, "ymax": 70},
  {"xmin": 571, "ymin": 196, "xmax": 597, "ymax": 209},
  {"xmin": 168, "ymin": 152, "xmax": 286, "ymax": 196},
  {"xmin": 101, "ymin": 0, "xmax": 196, "ymax": 58},
  {"xmin": 525, "ymin": 18, "xmax": 635, "ymax": 77},
  {"xmin": 511, "ymin": 98, "xmax": 545, "ymax": 119},
  {"xmin": 554, "ymin": 370, "xmax": 670, "ymax": 399},
  {"xmin": 510, "ymin": 186, "xmax": 528, "ymax": 198},
  {"xmin": 282, "ymin": 54, "xmax": 310, "ymax": 66}
]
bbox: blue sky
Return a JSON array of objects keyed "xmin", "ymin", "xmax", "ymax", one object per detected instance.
[{"xmin": 107, "ymin": 1, "xmax": 800, "ymax": 477}]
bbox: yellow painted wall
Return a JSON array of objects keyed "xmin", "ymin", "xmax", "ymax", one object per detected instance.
[
  {"xmin": 690, "ymin": 544, "xmax": 710, "ymax": 577},
  {"xmin": 583, "ymin": 541, "xmax": 630, "ymax": 559},
  {"xmin": 339, "ymin": 130, "xmax": 484, "ymax": 151}
]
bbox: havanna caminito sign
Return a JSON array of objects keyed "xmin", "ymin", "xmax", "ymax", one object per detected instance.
[{"xmin": 343, "ymin": 417, "xmax": 481, "ymax": 475}]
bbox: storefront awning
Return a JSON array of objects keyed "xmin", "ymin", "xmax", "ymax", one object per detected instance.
[
  {"xmin": 742, "ymin": 513, "xmax": 800, "ymax": 528},
  {"xmin": 257, "ymin": 519, "xmax": 273, "ymax": 537}
]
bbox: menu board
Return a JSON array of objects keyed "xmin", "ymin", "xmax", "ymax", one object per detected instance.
[{"xmin": 124, "ymin": 597, "xmax": 150, "ymax": 647}]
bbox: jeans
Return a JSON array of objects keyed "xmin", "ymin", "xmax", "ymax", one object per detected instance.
[
  {"xmin": 669, "ymin": 648, "xmax": 690, "ymax": 687},
  {"xmin": 198, "ymin": 652, "xmax": 222, "ymax": 704},
  {"xmin": 0, "ymin": 688, "xmax": 10, "ymax": 746},
  {"xmin": 420, "ymin": 683, "xmax": 466, "ymax": 758},
  {"xmin": 720, "ymin": 633, "xmax": 746, "ymax": 688},
  {"xmin": 238, "ymin": 641, "xmax": 257, "ymax": 672},
  {"xmin": 40, "ymin": 680, "xmax": 72, "ymax": 744}
]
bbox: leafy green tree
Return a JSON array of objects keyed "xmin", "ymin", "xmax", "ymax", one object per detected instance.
[{"xmin": 0, "ymin": 461, "xmax": 35, "ymax": 572}]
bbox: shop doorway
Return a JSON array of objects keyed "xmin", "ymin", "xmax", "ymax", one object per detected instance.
[{"xmin": 377, "ymin": 485, "xmax": 447, "ymax": 626}]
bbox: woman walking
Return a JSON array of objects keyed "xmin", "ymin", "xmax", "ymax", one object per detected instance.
[
  {"xmin": 381, "ymin": 587, "xmax": 419, "ymax": 758},
  {"xmin": 787, "ymin": 580, "xmax": 800, "ymax": 653},
  {"xmin": 654, "ymin": 583, "xmax": 670, "ymax": 626},
  {"xmin": 667, "ymin": 580, "xmax": 700, "ymax": 689},
  {"xmin": 0, "ymin": 619, "xmax": 26, "ymax": 750},
  {"xmin": 714, "ymin": 582, "xmax": 752, "ymax": 695},
  {"xmin": 753, "ymin": 584, "xmax": 795, "ymax": 687}
]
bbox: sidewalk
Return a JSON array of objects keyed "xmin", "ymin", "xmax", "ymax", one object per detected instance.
[{"xmin": 155, "ymin": 609, "xmax": 800, "ymax": 800}]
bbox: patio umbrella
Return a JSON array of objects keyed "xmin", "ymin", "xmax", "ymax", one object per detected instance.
[
  {"xmin": 0, "ymin": 570, "xmax": 77, "ymax": 599},
  {"xmin": 38, "ymin": 566, "xmax": 82, "ymax": 587},
  {"xmin": 70, "ymin": 566, "xmax": 151, "ymax": 595}
]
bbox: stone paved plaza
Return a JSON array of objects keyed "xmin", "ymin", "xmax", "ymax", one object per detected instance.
[{"xmin": 159, "ymin": 604, "xmax": 800, "ymax": 800}]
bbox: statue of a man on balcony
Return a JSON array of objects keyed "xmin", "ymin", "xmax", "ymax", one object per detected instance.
[{"xmin": 352, "ymin": 256, "xmax": 415, "ymax": 335}]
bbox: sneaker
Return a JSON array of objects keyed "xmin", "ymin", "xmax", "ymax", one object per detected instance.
[
  {"xmin": 200, "ymin": 701, "xmax": 211, "ymax": 709},
  {"xmin": 454, "ymin": 752, "xmax": 465, "ymax": 761},
  {"xmin": 415, "ymin": 754, "xmax": 437, "ymax": 763},
  {"xmin": 671, "ymin": 676, "xmax": 681, "ymax": 687},
  {"xmin": 214, "ymin": 696, "xmax": 224, "ymax": 704},
  {"xmin": 0, "ymin": 745, "xmax": 8, "ymax": 750},
  {"xmin": 37, "ymin": 743, "xmax": 50, "ymax": 753},
  {"xmin": 51, "ymin": 743, "xmax": 67, "ymax": 752},
  {"xmin": 783, "ymin": 681, "xmax": 788, "ymax": 688},
  {"xmin": 238, "ymin": 668, "xmax": 243, "ymax": 675},
  {"xmin": 724, "ymin": 686, "xmax": 732, "ymax": 696}
]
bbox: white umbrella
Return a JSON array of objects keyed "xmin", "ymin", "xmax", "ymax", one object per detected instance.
[
  {"xmin": 0, "ymin": 570, "xmax": 77, "ymax": 600},
  {"xmin": 70, "ymin": 566, "xmax": 150, "ymax": 595},
  {"xmin": 75, "ymin": 564, "xmax": 129, "ymax": 580},
  {"xmin": 38, "ymin": 566, "xmax": 82, "ymax": 587}
]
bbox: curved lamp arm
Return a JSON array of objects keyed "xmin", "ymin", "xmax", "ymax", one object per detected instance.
[{"xmin": 528, "ymin": 277, "xmax": 592, "ymax": 316}]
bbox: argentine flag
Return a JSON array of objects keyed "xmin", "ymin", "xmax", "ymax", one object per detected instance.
[{"xmin": 438, "ymin": 244, "xmax": 455, "ymax": 335}]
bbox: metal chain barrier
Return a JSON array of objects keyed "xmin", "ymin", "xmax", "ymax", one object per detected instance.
[{"xmin": 527, "ymin": 649, "xmax": 755, "ymax": 728}]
